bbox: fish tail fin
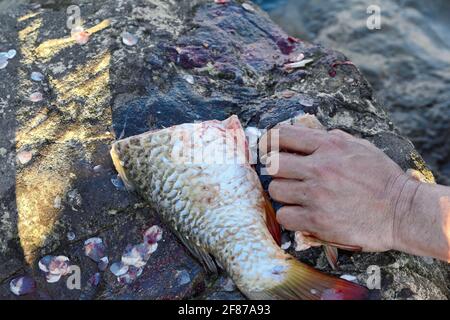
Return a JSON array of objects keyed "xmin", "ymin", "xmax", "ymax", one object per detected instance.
[{"xmin": 262, "ymin": 259, "xmax": 368, "ymax": 300}]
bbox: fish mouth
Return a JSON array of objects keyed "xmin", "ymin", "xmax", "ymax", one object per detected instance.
[{"xmin": 110, "ymin": 143, "xmax": 135, "ymax": 191}]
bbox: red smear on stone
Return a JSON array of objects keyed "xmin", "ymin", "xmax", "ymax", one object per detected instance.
[
  {"xmin": 287, "ymin": 36, "xmax": 301, "ymax": 43},
  {"xmin": 329, "ymin": 60, "xmax": 356, "ymax": 77},
  {"xmin": 178, "ymin": 47, "xmax": 210, "ymax": 69},
  {"xmin": 144, "ymin": 225, "xmax": 163, "ymax": 244},
  {"xmin": 331, "ymin": 60, "xmax": 355, "ymax": 68},
  {"xmin": 329, "ymin": 69, "xmax": 337, "ymax": 78},
  {"xmin": 276, "ymin": 38, "xmax": 296, "ymax": 55}
]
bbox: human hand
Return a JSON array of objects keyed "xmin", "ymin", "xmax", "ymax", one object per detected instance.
[{"xmin": 260, "ymin": 125, "xmax": 420, "ymax": 252}]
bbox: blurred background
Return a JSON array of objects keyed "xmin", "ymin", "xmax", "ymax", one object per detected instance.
[
  {"xmin": 255, "ymin": 0, "xmax": 450, "ymax": 184},
  {"xmin": 1, "ymin": 0, "xmax": 449, "ymax": 184}
]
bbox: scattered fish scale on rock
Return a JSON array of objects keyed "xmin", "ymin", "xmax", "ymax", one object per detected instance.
[
  {"xmin": 111, "ymin": 175, "xmax": 127, "ymax": 191},
  {"xmin": 176, "ymin": 269, "xmax": 191, "ymax": 286},
  {"xmin": 67, "ymin": 232, "xmax": 76, "ymax": 241},
  {"xmin": 71, "ymin": 26, "xmax": 90, "ymax": 45},
  {"xmin": 84, "ymin": 237, "xmax": 107, "ymax": 263},
  {"xmin": 110, "ymin": 262, "xmax": 129, "ymax": 277},
  {"xmin": 117, "ymin": 265, "xmax": 143, "ymax": 285},
  {"xmin": 122, "ymin": 32, "xmax": 138, "ymax": 47},
  {"xmin": 48, "ymin": 256, "xmax": 70, "ymax": 276},
  {"xmin": 6, "ymin": 49, "xmax": 16, "ymax": 59},
  {"xmin": 182, "ymin": 74, "xmax": 195, "ymax": 84},
  {"xmin": 98, "ymin": 256, "xmax": 109, "ymax": 271},
  {"xmin": 9, "ymin": 276, "xmax": 36, "ymax": 296},
  {"xmin": 38, "ymin": 256, "xmax": 53, "ymax": 273},
  {"xmin": 29, "ymin": 92, "xmax": 43, "ymax": 102},
  {"xmin": 109, "ymin": 226, "xmax": 162, "ymax": 284},
  {"xmin": 0, "ymin": 57, "xmax": 8, "ymax": 70},
  {"xmin": 16, "ymin": 150, "xmax": 33, "ymax": 165},
  {"xmin": 38, "ymin": 255, "xmax": 71, "ymax": 284},
  {"xmin": 0, "ymin": 49, "xmax": 16, "ymax": 69},
  {"xmin": 88, "ymin": 273, "xmax": 102, "ymax": 287},
  {"xmin": 242, "ymin": 3, "xmax": 256, "ymax": 13},
  {"xmin": 121, "ymin": 243, "xmax": 155, "ymax": 268},
  {"xmin": 31, "ymin": 71, "xmax": 44, "ymax": 82},
  {"xmin": 144, "ymin": 225, "xmax": 163, "ymax": 244}
]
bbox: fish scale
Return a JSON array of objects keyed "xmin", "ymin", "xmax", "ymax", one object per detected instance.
[{"xmin": 111, "ymin": 115, "xmax": 368, "ymax": 299}]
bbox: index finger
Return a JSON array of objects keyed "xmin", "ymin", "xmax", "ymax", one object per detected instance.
[{"xmin": 259, "ymin": 125, "xmax": 327, "ymax": 157}]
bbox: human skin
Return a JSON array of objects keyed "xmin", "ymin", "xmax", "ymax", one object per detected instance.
[{"xmin": 260, "ymin": 125, "xmax": 450, "ymax": 262}]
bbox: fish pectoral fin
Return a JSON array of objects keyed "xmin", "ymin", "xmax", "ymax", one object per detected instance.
[
  {"xmin": 303, "ymin": 235, "xmax": 362, "ymax": 252},
  {"xmin": 263, "ymin": 192, "xmax": 282, "ymax": 246},
  {"xmin": 173, "ymin": 230, "xmax": 218, "ymax": 274},
  {"xmin": 323, "ymin": 246, "xmax": 339, "ymax": 270}
]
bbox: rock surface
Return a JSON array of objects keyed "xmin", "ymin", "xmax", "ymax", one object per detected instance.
[{"xmin": 0, "ymin": 0, "xmax": 448, "ymax": 300}]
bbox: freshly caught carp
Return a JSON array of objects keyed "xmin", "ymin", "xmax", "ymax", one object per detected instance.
[{"xmin": 110, "ymin": 115, "xmax": 368, "ymax": 300}]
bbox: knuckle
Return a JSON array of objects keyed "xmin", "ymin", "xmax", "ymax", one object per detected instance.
[
  {"xmin": 276, "ymin": 207, "xmax": 293, "ymax": 228},
  {"xmin": 278, "ymin": 125, "xmax": 290, "ymax": 136},
  {"xmin": 303, "ymin": 182, "xmax": 314, "ymax": 194},
  {"xmin": 309, "ymin": 162, "xmax": 321, "ymax": 176},
  {"xmin": 294, "ymin": 183, "xmax": 309, "ymax": 198},
  {"xmin": 304, "ymin": 182, "xmax": 320, "ymax": 198},
  {"xmin": 309, "ymin": 162, "xmax": 330, "ymax": 179},
  {"xmin": 328, "ymin": 134, "xmax": 346, "ymax": 149},
  {"xmin": 277, "ymin": 206, "xmax": 289, "ymax": 216},
  {"xmin": 329, "ymin": 129, "xmax": 344, "ymax": 135},
  {"xmin": 268, "ymin": 181, "xmax": 280, "ymax": 198},
  {"xmin": 311, "ymin": 130, "xmax": 325, "ymax": 141},
  {"xmin": 321, "ymin": 161, "xmax": 337, "ymax": 176},
  {"xmin": 316, "ymin": 213, "xmax": 330, "ymax": 228},
  {"xmin": 330, "ymin": 129, "xmax": 354, "ymax": 141},
  {"xmin": 308, "ymin": 211, "xmax": 329, "ymax": 229},
  {"xmin": 307, "ymin": 214, "xmax": 321, "ymax": 228}
]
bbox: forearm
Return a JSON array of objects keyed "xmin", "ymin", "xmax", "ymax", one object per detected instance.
[
  {"xmin": 264, "ymin": 122, "xmax": 450, "ymax": 259},
  {"xmin": 395, "ymin": 179, "xmax": 450, "ymax": 262}
]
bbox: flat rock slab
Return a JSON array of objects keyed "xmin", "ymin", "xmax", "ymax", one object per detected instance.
[{"xmin": 0, "ymin": 0, "xmax": 448, "ymax": 299}]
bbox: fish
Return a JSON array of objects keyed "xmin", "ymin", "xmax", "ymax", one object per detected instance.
[{"xmin": 110, "ymin": 115, "xmax": 368, "ymax": 300}]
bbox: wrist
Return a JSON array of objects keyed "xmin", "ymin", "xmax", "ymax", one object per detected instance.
[{"xmin": 389, "ymin": 173, "xmax": 422, "ymax": 253}]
